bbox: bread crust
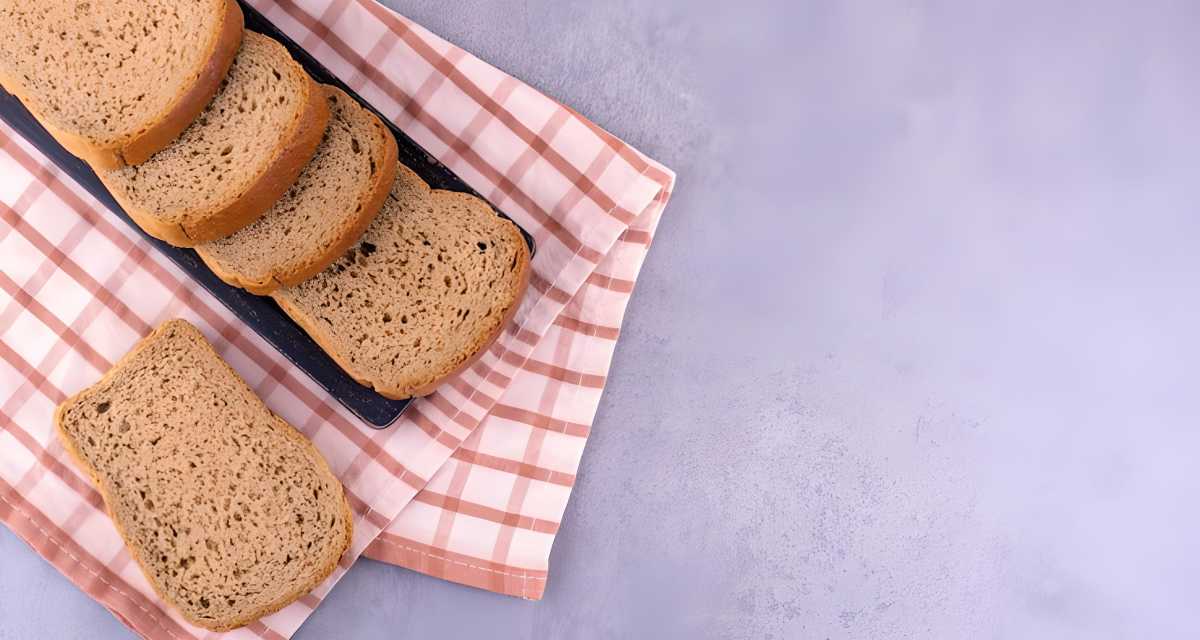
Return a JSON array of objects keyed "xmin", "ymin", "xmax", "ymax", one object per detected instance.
[
  {"xmin": 196, "ymin": 86, "xmax": 400, "ymax": 294},
  {"xmin": 53, "ymin": 319, "xmax": 354, "ymax": 632},
  {"xmin": 405, "ymin": 199, "xmax": 532, "ymax": 398},
  {"xmin": 0, "ymin": 0, "xmax": 244, "ymax": 171},
  {"xmin": 100, "ymin": 41, "xmax": 332, "ymax": 247},
  {"xmin": 115, "ymin": 0, "xmax": 246, "ymax": 169},
  {"xmin": 271, "ymin": 195, "xmax": 532, "ymax": 400}
]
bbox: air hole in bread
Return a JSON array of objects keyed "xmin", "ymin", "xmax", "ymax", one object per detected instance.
[
  {"xmin": 55, "ymin": 321, "xmax": 352, "ymax": 630},
  {"xmin": 100, "ymin": 33, "xmax": 322, "ymax": 247},
  {"xmin": 269, "ymin": 164, "xmax": 529, "ymax": 398}
]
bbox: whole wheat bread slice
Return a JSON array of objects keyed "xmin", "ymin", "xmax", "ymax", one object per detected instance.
[
  {"xmin": 100, "ymin": 31, "xmax": 330, "ymax": 247},
  {"xmin": 54, "ymin": 319, "xmax": 353, "ymax": 631},
  {"xmin": 195, "ymin": 85, "xmax": 398, "ymax": 294},
  {"xmin": 272, "ymin": 163, "xmax": 531, "ymax": 399},
  {"xmin": 0, "ymin": 0, "xmax": 243, "ymax": 170}
]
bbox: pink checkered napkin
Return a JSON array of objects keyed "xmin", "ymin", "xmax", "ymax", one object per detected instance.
[
  {"xmin": 0, "ymin": 0, "xmax": 674, "ymax": 636},
  {"xmin": 254, "ymin": 0, "xmax": 674, "ymax": 601}
]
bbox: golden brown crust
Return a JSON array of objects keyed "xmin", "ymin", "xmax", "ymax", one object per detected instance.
[
  {"xmin": 196, "ymin": 87, "xmax": 399, "ymax": 294},
  {"xmin": 271, "ymin": 208, "xmax": 532, "ymax": 400},
  {"xmin": 100, "ymin": 67, "xmax": 332, "ymax": 247},
  {"xmin": 53, "ymin": 319, "xmax": 353, "ymax": 632},
  {"xmin": 270, "ymin": 292, "xmax": 382, "ymax": 391},
  {"xmin": 0, "ymin": 0, "xmax": 244, "ymax": 171},
  {"xmin": 99, "ymin": 184, "xmax": 195, "ymax": 247},
  {"xmin": 182, "ymin": 68, "xmax": 331, "ymax": 245},
  {"xmin": 115, "ymin": 0, "xmax": 245, "ymax": 168},
  {"xmin": 202, "ymin": 414, "xmax": 352, "ymax": 631},
  {"xmin": 268, "ymin": 102, "xmax": 400, "ymax": 290},
  {"xmin": 406, "ymin": 218, "xmax": 531, "ymax": 398}
]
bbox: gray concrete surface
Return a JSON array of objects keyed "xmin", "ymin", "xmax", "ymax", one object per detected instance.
[{"xmin": 4, "ymin": 1, "xmax": 1200, "ymax": 638}]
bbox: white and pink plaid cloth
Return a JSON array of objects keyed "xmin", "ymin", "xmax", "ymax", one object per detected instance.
[{"xmin": 0, "ymin": 0, "xmax": 674, "ymax": 637}]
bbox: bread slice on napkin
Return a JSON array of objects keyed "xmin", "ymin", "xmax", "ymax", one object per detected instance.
[
  {"xmin": 54, "ymin": 319, "xmax": 353, "ymax": 632},
  {"xmin": 100, "ymin": 31, "xmax": 329, "ymax": 247},
  {"xmin": 272, "ymin": 163, "xmax": 531, "ymax": 399},
  {"xmin": 0, "ymin": 0, "xmax": 243, "ymax": 170},
  {"xmin": 195, "ymin": 85, "xmax": 398, "ymax": 294}
]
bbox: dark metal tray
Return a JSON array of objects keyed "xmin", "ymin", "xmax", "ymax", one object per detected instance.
[{"xmin": 0, "ymin": 1, "xmax": 533, "ymax": 428}]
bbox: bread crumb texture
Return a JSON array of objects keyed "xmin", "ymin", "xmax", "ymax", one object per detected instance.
[
  {"xmin": 103, "ymin": 32, "xmax": 309, "ymax": 226},
  {"xmin": 198, "ymin": 85, "xmax": 394, "ymax": 289},
  {"xmin": 0, "ymin": 0, "xmax": 224, "ymax": 146},
  {"xmin": 274, "ymin": 163, "xmax": 530, "ymax": 398},
  {"xmin": 55, "ymin": 319, "xmax": 352, "ymax": 630}
]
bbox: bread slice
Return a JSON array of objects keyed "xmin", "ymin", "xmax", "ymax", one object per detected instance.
[
  {"xmin": 54, "ymin": 319, "xmax": 353, "ymax": 631},
  {"xmin": 99, "ymin": 31, "xmax": 330, "ymax": 247},
  {"xmin": 272, "ymin": 163, "xmax": 531, "ymax": 399},
  {"xmin": 195, "ymin": 85, "xmax": 398, "ymax": 294},
  {"xmin": 0, "ymin": 0, "xmax": 243, "ymax": 170}
]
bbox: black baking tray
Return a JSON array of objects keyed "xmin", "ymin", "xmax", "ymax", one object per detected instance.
[{"xmin": 0, "ymin": 1, "xmax": 534, "ymax": 428}]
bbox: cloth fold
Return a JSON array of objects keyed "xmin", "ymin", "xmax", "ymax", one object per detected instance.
[{"xmin": 0, "ymin": 0, "xmax": 674, "ymax": 637}]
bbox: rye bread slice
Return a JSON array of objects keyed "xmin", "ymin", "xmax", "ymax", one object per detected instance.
[
  {"xmin": 0, "ymin": 0, "xmax": 243, "ymax": 170},
  {"xmin": 195, "ymin": 85, "xmax": 398, "ymax": 294},
  {"xmin": 272, "ymin": 163, "xmax": 531, "ymax": 399},
  {"xmin": 100, "ymin": 31, "xmax": 330, "ymax": 247},
  {"xmin": 54, "ymin": 319, "xmax": 353, "ymax": 632}
]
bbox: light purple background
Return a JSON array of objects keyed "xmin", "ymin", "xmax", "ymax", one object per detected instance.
[{"xmin": 4, "ymin": 1, "xmax": 1199, "ymax": 638}]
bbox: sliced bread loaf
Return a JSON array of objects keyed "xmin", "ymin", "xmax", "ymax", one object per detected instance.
[
  {"xmin": 195, "ymin": 85, "xmax": 398, "ymax": 294},
  {"xmin": 100, "ymin": 31, "xmax": 330, "ymax": 247},
  {"xmin": 0, "ymin": 0, "xmax": 243, "ymax": 170},
  {"xmin": 272, "ymin": 163, "xmax": 531, "ymax": 399},
  {"xmin": 54, "ymin": 319, "xmax": 353, "ymax": 631}
]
